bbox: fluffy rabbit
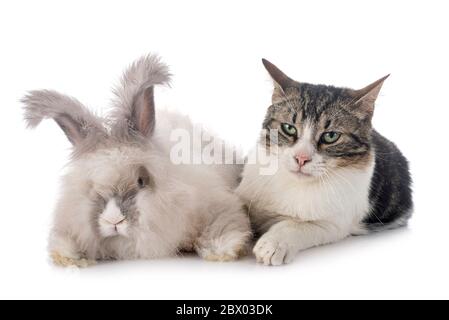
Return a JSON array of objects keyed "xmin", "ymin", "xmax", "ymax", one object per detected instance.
[{"xmin": 23, "ymin": 54, "xmax": 251, "ymax": 267}]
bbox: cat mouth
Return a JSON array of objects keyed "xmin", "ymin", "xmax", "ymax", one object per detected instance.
[{"xmin": 290, "ymin": 167, "xmax": 313, "ymax": 177}]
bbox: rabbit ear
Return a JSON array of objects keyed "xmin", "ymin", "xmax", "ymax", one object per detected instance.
[
  {"xmin": 131, "ymin": 86, "xmax": 155, "ymax": 137},
  {"xmin": 22, "ymin": 90, "xmax": 105, "ymax": 146},
  {"xmin": 111, "ymin": 54, "xmax": 171, "ymax": 139}
]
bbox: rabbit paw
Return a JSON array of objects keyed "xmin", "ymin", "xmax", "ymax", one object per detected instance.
[
  {"xmin": 51, "ymin": 251, "xmax": 95, "ymax": 268},
  {"xmin": 195, "ymin": 230, "xmax": 250, "ymax": 262}
]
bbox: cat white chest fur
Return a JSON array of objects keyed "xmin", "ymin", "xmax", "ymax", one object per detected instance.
[{"xmin": 236, "ymin": 148, "xmax": 375, "ymax": 233}]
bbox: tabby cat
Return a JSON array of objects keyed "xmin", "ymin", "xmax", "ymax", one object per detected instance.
[{"xmin": 236, "ymin": 59, "xmax": 413, "ymax": 266}]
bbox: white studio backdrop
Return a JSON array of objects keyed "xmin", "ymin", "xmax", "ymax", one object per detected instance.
[{"xmin": 0, "ymin": 0, "xmax": 448, "ymax": 299}]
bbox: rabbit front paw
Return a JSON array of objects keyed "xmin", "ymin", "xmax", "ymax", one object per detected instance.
[
  {"xmin": 195, "ymin": 230, "xmax": 250, "ymax": 262},
  {"xmin": 50, "ymin": 251, "xmax": 95, "ymax": 268}
]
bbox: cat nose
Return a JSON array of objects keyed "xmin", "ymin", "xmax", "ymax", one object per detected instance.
[{"xmin": 295, "ymin": 154, "xmax": 312, "ymax": 167}]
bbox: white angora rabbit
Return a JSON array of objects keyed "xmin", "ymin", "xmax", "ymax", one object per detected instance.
[{"xmin": 22, "ymin": 54, "xmax": 251, "ymax": 267}]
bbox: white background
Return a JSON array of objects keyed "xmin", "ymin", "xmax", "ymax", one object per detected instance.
[{"xmin": 0, "ymin": 0, "xmax": 448, "ymax": 299}]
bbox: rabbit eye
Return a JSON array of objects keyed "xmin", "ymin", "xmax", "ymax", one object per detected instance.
[
  {"xmin": 137, "ymin": 177, "xmax": 146, "ymax": 188},
  {"xmin": 136, "ymin": 166, "xmax": 151, "ymax": 189}
]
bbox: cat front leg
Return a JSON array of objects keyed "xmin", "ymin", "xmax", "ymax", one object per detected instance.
[{"xmin": 254, "ymin": 219, "xmax": 349, "ymax": 266}]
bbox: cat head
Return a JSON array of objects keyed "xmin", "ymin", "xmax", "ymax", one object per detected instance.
[{"xmin": 260, "ymin": 59, "xmax": 388, "ymax": 179}]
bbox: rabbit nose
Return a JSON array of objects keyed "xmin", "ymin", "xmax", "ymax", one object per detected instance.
[
  {"xmin": 110, "ymin": 217, "xmax": 125, "ymax": 225},
  {"xmin": 105, "ymin": 216, "xmax": 126, "ymax": 225},
  {"xmin": 102, "ymin": 199, "xmax": 126, "ymax": 225}
]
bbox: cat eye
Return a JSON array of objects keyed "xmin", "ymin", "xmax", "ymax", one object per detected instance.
[
  {"xmin": 320, "ymin": 131, "xmax": 341, "ymax": 144},
  {"xmin": 281, "ymin": 123, "xmax": 297, "ymax": 137}
]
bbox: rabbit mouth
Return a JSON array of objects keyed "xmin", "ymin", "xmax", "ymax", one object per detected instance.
[
  {"xmin": 99, "ymin": 217, "xmax": 129, "ymax": 238},
  {"xmin": 98, "ymin": 199, "xmax": 130, "ymax": 238}
]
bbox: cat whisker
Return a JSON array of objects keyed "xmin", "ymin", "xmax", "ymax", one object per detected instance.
[{"xmin": 322, "ymin": 170, "xmax": 346, "ymax": 212}]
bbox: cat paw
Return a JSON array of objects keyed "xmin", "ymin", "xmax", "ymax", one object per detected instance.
[
  {"xmin": 253, "ymin": 234, "xmax": 297, "ymax": 266},
  {"xmin": 50, "ymin": 251, "xmax": 95, "ymax": 268},
  {"xmin": 195, "ymin": 231, "xmax": 250, "ymax": 262}
]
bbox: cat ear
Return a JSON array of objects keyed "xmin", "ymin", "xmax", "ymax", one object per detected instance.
[
  {"xmin": 262, "ymin": 59, "xmax": 296, "ymax": 102},
  {"xmin": 350, "ymin": 74, "xmax": 390, "ymax": 116}
]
